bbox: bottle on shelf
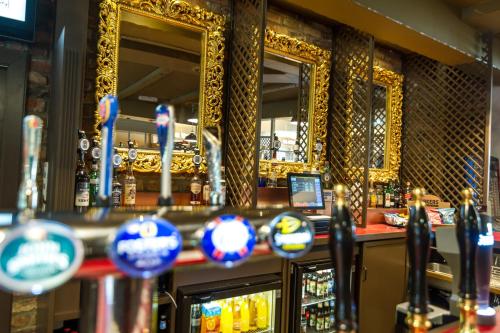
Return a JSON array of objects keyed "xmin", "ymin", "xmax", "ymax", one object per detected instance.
[
  {"xmin": 393, "ymin": 181, "xmax": 401, "ymax": 208},
  {"xmin": 309, "ymin": 272, "xmax": 317, "ymax": 297},
  {"xmin": 403, "ymin": 181, "xmax": 412, "ymax": 207},
  {"xmin": 74, "ymin": 131, "xmax": 90, "ymax": 213},
  {"xmin": 122, "ymin": 141, "xmax": 137, "ymax": 207},
  {"xmin": 240, "ymin": 296, "xmax": 250, "ymax": 333},
  {"xmin": 89, "ymin": 137, "xmax": 100, "ymax": 207},
  {"xmin": 376, "ymin": 184, "xmax": 384, "ymax": 208},
  {"xmin": 249, "ymin": 295, "xmax": 257, "ymax": 330},
  {"xmin": 111, "ymin": 150, "xmax": 123, "ymax": 208},
  {"xmin": 266, "ymin": 163, "xmax": 277, "ymax": 188},
  {"xmin": 321, "ymin": 161, "xmax": 333, "ymax": 190},
  {"xmin": 301, "ymin": 307, "xmax": 308, "ymax": 333},
  {"xmin": 233, "ymin": 297, "xmax": 242, "ymax": 333},
  {"xmin": 202, "ymin": 179, "xmax": 210, "ymax": 206},
  {"xmin": 190, "ymin": 148, "xmax": 202, "ymax": 206},
  {"xmin": 309, "ymin": 304, "xmax": 317, "ymax": 328},
  {"xmin": 384, "ymin": 182, "xmax": 392, "ymax": 208},
  {"xmin": 324, "ymin": 301, "xmax": 331, "ymax": 330},
  {"xmin": 256, "ymin": 293, "xmax": 268, "ymax": 329},
  {"xmin": 369, "ymin": 181, "xmax": 377, "ymax": 208},
  {"xmin": 316, "ymin": 301, "xmax": 324, "ymax": 331},
  {"xmin": 220, "ymin": 300, "xmax": 233, "ymax": 333}
]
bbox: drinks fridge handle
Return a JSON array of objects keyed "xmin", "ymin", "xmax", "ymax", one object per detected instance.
[
  {"xmin": 156, "ymin": 104, "xmax": 175, "ymax": 206},
  {"xmin": 97, "ymin": 95, "xmax": 119, "ymax": 207},
  {"xmin": 329, "ymin": 184, "xmax": 356, "ymax": 333},
  {"xmin": 17, "ymin": 115, "xmax": 43, "ymax": 215},
  {"xmin": 406, "ymin": 188, "xmax": 431, "ymax": 333},
  {"xmin": 203, "ymin": 128, "xmax": 223, "ymax": 207},
  {"xmin": 456, "ymin": 188, "xmax": 480, "ymax": 333}
]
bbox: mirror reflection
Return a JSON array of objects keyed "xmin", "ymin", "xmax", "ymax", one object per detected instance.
[
  {"xmin": 370, "ymin": 84, "xmax": 388, "ymax": 169},
  {"xmin": 259, "ymin": 52, "xmax": 311, "ymax": 163},
  {"xmin": 116, "ymin": 11, "xmax": 202, "ymax": 153}
]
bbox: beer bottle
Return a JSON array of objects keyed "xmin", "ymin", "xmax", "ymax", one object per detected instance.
[
  {"xmin": 310, "ymin": 273, "xmax": 317, "ymax": 297},
  {"xmin": 309, "ymin": 305, "xmax": 316, "ymax": 327},
  {"xmin": 316, "ymin": 302, "xmax": 324, "ymax": 331},
  {"xmin": 324, "ymin": 301, "xmax": 331, "ymax": 330}
]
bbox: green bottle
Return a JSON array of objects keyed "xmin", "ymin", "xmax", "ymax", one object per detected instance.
[{"xmin": 89, "ymin": 159, "xmax": 99, "ymax": 207}]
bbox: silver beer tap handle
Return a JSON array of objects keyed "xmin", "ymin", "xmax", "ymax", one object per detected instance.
[
  {"xmin": 202, "ymin": 129, "xmax": 223, "ymax": 207},
  {"xmin": 17, "ymin": 115, "xmax": 43, "ymax": 217}
]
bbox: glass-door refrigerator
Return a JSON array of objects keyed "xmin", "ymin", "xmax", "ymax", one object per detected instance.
[
  {"xmin": 290, "ymin": 260, "xmax": 338, "ymax": 333},
  {"xmin": 176, "ymin": 274, "xmax": 282, "ymax": 333}
]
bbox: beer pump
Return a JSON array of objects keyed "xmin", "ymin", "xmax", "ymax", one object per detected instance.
[
  {"xmin": 406, "ymin": 188, "xmax": 431, "ymax": 333},
  {"xmin": 456, "ymin": 188, "xmax": 480, "ymax": 333},
  {"xmin": 329, "ymin": 184, "xmax": 357, "ymax": 333}
]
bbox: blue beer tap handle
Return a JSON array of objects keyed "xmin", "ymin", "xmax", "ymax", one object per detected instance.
[
  {"xmin": 97, "ymin": 95, "xmax": 119, "ymax": 207},
  {"xmin": 156, "ymin": 104, "xmax": 175, "ymax": 206}
]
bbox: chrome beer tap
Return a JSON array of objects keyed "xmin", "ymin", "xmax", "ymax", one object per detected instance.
[
  {"xmin": 17, "ymin": 115, "xmax": 43, "ymax": 218},
  {"xmin": 97, "ymin": 95, "xmax": 119, "ymax": 207},
  {"xmin": 329, "ymin": 184, "xmax": 357, "ymax": 333},
  {"xmin": 156, "ymin": 104, "xmax": 175, "ymax": 207},
  {"xmin": 406, "ymin": 188, "xmax": 431, "ymax": 333},
  {"xmin": 202, "ymin": 128, "xmax": 223, "ymax": 207},
  {"xmin": 456, "ymin": 188, "xmax": 480, "ymax": 333}
]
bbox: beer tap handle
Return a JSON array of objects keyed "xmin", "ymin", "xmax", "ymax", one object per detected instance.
[
  {"xmin": 202, "ymin": 128, "xmax": 223, "ymax": 207},
  {"xmin": 17, "ymin": 115, "xmax": 43, "ymax": 215},
  {"xmin": 456, "ymin": 188, "xmax": 480, "ymax": 332},
  {"xmin": 406, "ymin": 188, "xmax": 431, "ymax": 333},
  {"xmin": 329, "ymin": 184, "xmax": 356, "ymax": 333},
  {"xmin": 156, "ymin": 104, "xmax": 174, "ymax": 206},
  {"xmin": 97, "ymin": 95, "xmax": 119, "ymax": 207}
]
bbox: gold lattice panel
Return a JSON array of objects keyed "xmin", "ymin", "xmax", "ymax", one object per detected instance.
[
  {"xmin": 401, "ymin": 47, "xmax": 490, "ymax": 208},
  {"xmin": 329, "ymin": 26, "xmax": 374, "ymax": 224},
  {"xmin": 297, "ymin": 63, "xmax": 311, "ymax": 163},
  {"xmin": 225, "ymin": 0, "xmax": 265, "ymax": 207}
]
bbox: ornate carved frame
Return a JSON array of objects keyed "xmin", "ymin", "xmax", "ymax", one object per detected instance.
[
  {"xmin": 259, "ymin": 29, "xmax": 331, "ymax": 178},
  {"xmin": 346, "ymin": 66, "xmax": 403, "ymax": 183},
  {"xmin": 95, "ymin": 0, "xmax": 225, "ymax": 173}
]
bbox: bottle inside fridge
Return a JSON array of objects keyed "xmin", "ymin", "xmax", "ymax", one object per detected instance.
[{"xmin": 189, "ymin": 290, "xmax": 277, "ymax": 333}]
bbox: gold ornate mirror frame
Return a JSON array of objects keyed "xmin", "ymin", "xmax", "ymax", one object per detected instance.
[
  {"xmin": 346, "ymin": 66, "xmax": 403, "ymax": 183},
  {"xmin": 259, "ymin": 29, "xmax": 331, "ymax": 178},
  {"xmin": 95, "ymin": 0, "xmax": 225, "ymax": 173}
]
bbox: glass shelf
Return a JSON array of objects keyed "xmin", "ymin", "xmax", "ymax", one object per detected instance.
[{"xmin": 302, "ymin": 295, "xmax": 335, "ymax": 307}]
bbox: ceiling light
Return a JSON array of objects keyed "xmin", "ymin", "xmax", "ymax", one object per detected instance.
[{"xmin": 188, "ymin": 118, "xmax": 198, "ymax": 124}]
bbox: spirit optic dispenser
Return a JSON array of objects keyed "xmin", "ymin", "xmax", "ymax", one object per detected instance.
[
  {"xmin": 406, "ymin": 188, "xmax": 431, "ymax": 333},
  {"xmin": 456, "ymin": 188, "xmax": 480, "ymax": 333},
  {"xmin": 329, "ymin": 184, "xmax": 357, "ymax": 333}
]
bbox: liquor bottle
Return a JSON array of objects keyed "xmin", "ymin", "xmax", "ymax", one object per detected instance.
[
  {"xmin": 403, "ymin": 181, "xmax": 412, "ymax": 207},
  {"xmin": 393, "ymin": 181, "xmax": 401, "ymax": 208},
  {"xmin": 111, "ymin": 151, "xmax": 123, "ymax": 208},
  {"xmin": 89, "ymin": 138, "xmax": 100, "ymax": 207},
  {"xmin": 266, "ymin": 163, "xmax": 277, "ymax": 188},
  {"xmin": 321, "ymin": 161, "xmax": 333, "ymax": 189},
  {"xmin": 376, "ymin": 184, "xmax": 384, "ymax": 208},
  {"xmin": 369, "ymin": 181, "xmax": 377, "ymax": 208},
  {"xmin": 384, "ymin": 183, "xmax": 392, "ymax": 208},
  {"xmin": 202, "ymin": 180, "xmax": 210, "ymax": 206},
  {"xmin": 316, "ymin": 302, "xmax": 324, "ymax": 331},
  {"xmin": 122, "ymin": 141, "xmax": 137, "ymax": 207},
  {"xmin": 190, "ymin": 149, "xmax": 202, "ymax": 206},
  {"xmin": 74, "ymin": 148, "xmax": 90, "ymax": 213}
]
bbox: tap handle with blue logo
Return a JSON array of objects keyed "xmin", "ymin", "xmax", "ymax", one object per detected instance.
[
  {"xmin": 156, "ymin": 104, "xmax": 175, "ymax": 206},
  {"xmin": 17, "ymin": 115, "xmax": 43, "ymax": 214},
  {"xmin": 406, "ymin": 188, "xmax": 431, "ymax": 332},
  {"xmin": 329, "ymin": 184, "xmax": 357, "ymax": 333},
  {"xmin": 97, "ymin": 95, "xmax": 119, "ymax": 207},
  {"xmin": 203, "ymin": 128, "xmax": 223, "ymax": 207},
  {"xmin": 456, "ymin": 188, "xmax": 480, "ymax": 331}
]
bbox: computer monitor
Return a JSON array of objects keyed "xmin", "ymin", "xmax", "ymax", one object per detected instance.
[
  {"xmin": 0, "ymin": 0, "xmax": 37, "ymax": 42},
  {"xmin": 287, "ymin": 173, "xmax": 325, "ymax": 210}
]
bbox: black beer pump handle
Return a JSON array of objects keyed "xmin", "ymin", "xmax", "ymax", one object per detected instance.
[
  {"xmin": 457, "ymin": 188, "xmax": 480, "ymax": 300},
  {"xmin": 329, "ymin": 184, "xmax": 356, "ymax": 333},
  {"xmin": 406, "ymin": 188, "xmax": 431, "ymax": 315}
]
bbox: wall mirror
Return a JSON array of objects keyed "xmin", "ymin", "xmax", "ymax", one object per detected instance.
[
  {"xmin": 95, "ymin": 0, "xmax": 225, "ymax": 173},
  {"xmin": 259, "ymin": 29, "xmax": 331, "ymax": 178},
  {"xmin": 347, "ymin": 66, "xmax": 403, "ymax": 182}
]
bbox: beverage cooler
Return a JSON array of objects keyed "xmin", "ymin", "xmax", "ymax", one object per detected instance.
[
  {"xmin": 289, "ymin": 260, "xmax": 340, "ymax": 333},
  {"xmin": 176, "ymin": 274, "xmax": 282, "ymax": 333}
]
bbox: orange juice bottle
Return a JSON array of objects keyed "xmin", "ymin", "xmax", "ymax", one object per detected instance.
[
  {"xmin": 256, "ymin": 293, "xmax": 268, "ymax": 329},
  {"xmin": 233, "ymin": 297, "xmax": 241, "ymax": 333},
  {"xmin": 240, "ymin": 296, "xmax": 250, "ymax": 332},
  {"xmin": 220, "ymin": 300, "xmax": 233, "ymax": 333},
  {"xmin": 249, "ymin": 295, "xmax": 257, "ymax": 330}
]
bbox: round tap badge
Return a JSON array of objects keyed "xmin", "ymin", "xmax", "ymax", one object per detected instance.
[
  {"xmin": 268, "ymin": 212, "xmax": 314, "ymax": 259},
  {"xmin": 0, "ymin": 220, "xmax": 84, "ymax": 295},
  {"xmin": 201, "ymin": 214, "xmax": 256, "ymax": 268},
  {"xmin": 110, "ymin": 217, "xmax": 182, "ymax": 278}
]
